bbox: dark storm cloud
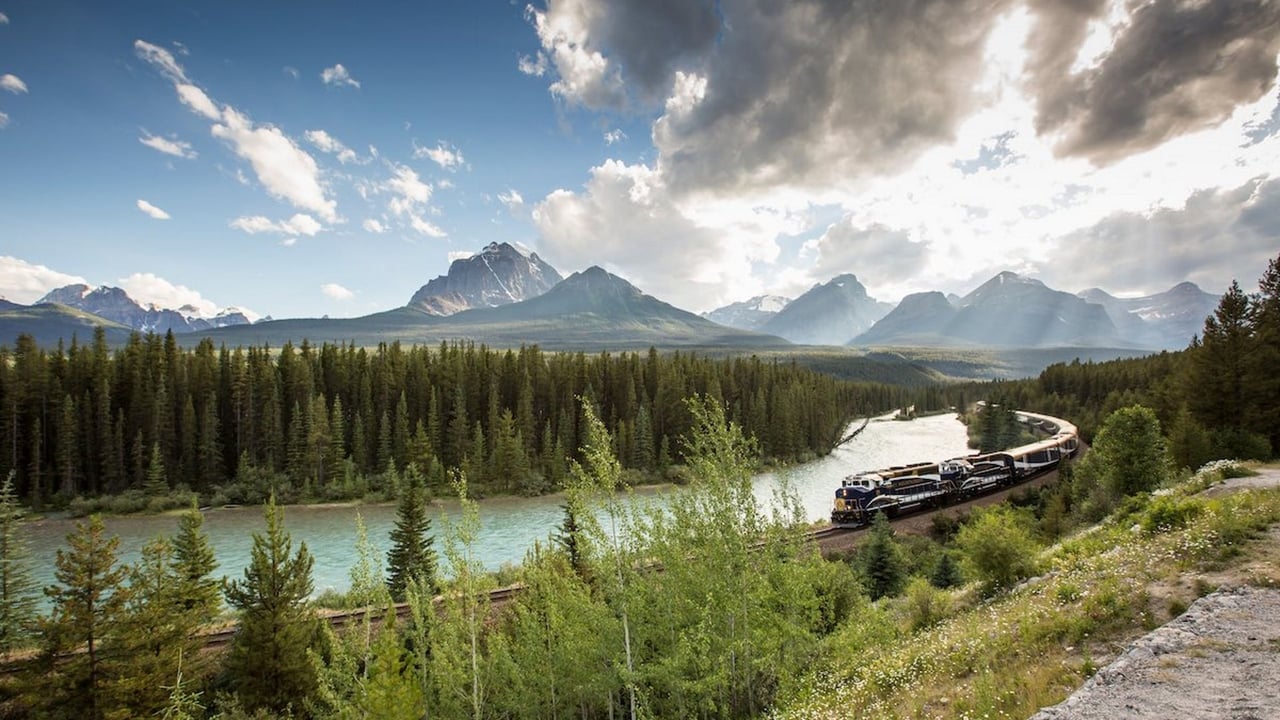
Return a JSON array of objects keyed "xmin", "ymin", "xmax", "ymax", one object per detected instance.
[
  {"xmin": 1029, "ymin": 0, "xmax": 1280, "ymax": 164},
  {"xmin": 1044, "ymin": 177, "xmax": 1280, "ymax": 294},
  {"xmin": 654, "ymin": 0, "xmax": 1018, "ymax": 196},
  {"xmin": 591, "ymin": 0, "xmax": 720, "ymax": 104}
]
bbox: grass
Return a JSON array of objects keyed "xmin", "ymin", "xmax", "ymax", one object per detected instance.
[{"xmin": 771, "ymin": 465, "xmax": 1280, "ymax": 719}]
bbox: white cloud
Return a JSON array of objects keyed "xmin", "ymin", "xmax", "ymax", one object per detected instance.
[
  {"xmin": 118, "ymin": 272, "xmax": 220, "ymax": 316},
  {"xmin": 448, "ymin": 250, "xmax": 475, "ymax": 263},
  {"xmin": 139, "ymin": 131, "xmax": 196, "ymax": 159},
  {"xmin": 533, "ymin": 160, "xmax": 787, "ymax": 311},
  {"xmin": 280, "ymin": 238, "xmax": 297, "ymax": 248},
  {"xmin": 134, "ymin": 40, "xmax": 187, "ymax": 82},
  {"xmin": 136, "ymin": 199, "xmax": 171, "ymax": 220},
  {"xmin": 320, "ymin": 63, "xmax": 360, "ymax": 89},
  {"xmin": 321, "ymin": 283, "xmax": 354, "ymax": 300},
  {"xmin": 385, "ymin": 163, "xmax": 433, "ymax": 215},
  {"xmin": 305, "ymin": 129, "xmax": 361, "ymax": 164},
  {"xmin": 230, "ymin": 213, "xmax": 323, "ymax": 237},
  {"xmin": 136, "ymin": 38, "xmax": 337, "ymax": 221},
  {"xmin": 409, "ymin": 214, "xmax": 446, "ymax": 238},
  {"xmin": 283, "ymin": 66, "xmax": 300, "ymax": 80},
  {"xmin": 0, "ymin": 256, "xmax": 87, "ymax": 304},
  {"xmin": 518, "ymin": 52, "xmax": 549, "ymax": 77},
  {"xmin": 0, "ymin": 12, "xmax": 8, "ymax": 24},
  {"xmin": 213, "ymin": 108, "xmax": 337, "ymax": 221},
  {"xmin": 604, "ymin": 128, "xmax": 626, "ymax": 145},
  {"xmin": 526, "ymin": 3, "xmax": 626, "ymax": 109},
  {"xmin": 0, "ymin": 112, "xmax": 8, "ymax": 129},
  {"xmin": 414, "ymin": 140, "xmax": 465, "ymax": 170},
  {"xmin": 0, "ymin": 74, "xmax": 27, "ymax": 94},
  {"xmin": 176, "ymin": 83, "xmax": 219, "ymax": 119},
  {"xmin": 498, "ymin": 189, "xmax": 524, "ymax": 210},
  {"xmin": 362, "ymin": 218, "xmax": 387, "ymax": 233}
]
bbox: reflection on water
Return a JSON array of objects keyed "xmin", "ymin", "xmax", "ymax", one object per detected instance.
[{"xmin": 24, "ymin": 413, "xmax": 971, "ymax": 598}]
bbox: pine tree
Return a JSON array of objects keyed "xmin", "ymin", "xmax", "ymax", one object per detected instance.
[
  {"xmin": 222, "ymin": 497, "xmax": 319, "ymax": 715},
  {"xmin": 143, "ymin": 442, "xmax": 169, "ymax": 496},
  {"xmin": 0, "ymin": 471, "xmax": 37, "ymax": 655},
  {"xmin": 36, "ymin": 515, "xmax": 130, "ymax": 720},
  {"xmin": 386, "ymin": 464, "xmax": 438, "ymax": 601},
  {"xmin": 171, "ymin": 503, "xmax": 220, "ymax": 624}
]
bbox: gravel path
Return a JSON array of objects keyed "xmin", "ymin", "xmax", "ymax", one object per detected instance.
[
  {"xmin": 1031, "ymin": 585, "xmax": 1280, "ymax": 720},
  {"xmin": 1032, "ymin": 467, "xmax": 1280, "ymax": 720}
]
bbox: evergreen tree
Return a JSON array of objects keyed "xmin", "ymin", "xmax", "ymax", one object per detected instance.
[
  {"xmin": 222, "ymin": 497, "xmax": 319, "ymax": 715},
  {"xmin": 386, "ymin": 463, "xmax": 438, "ymax": 601},
  {"xmin": 929, "ymin": 551, "xmax": 964, "ymax": 589},
  {"xmin": 171, "ymin": 503, "xmax": 220, "ymax": 624},
  {"xmin": 858, "ymin": 511, "xmax": 905, "ymax": 600},
  {"xmin": 35, "ymin": 515, "xmax": 130, "ymax": 720},
  {"xmin": 0, "ymin": 471, "xmax": 37, "ymax": 654},
  {"xmin": 142, "ymin": 441, "xmax": 168, "ymax": 496}
]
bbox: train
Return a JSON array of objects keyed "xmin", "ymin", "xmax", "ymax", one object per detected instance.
[{"xmin": 830, "ymin": 410, "xmax": 1080, "ymax": 528}]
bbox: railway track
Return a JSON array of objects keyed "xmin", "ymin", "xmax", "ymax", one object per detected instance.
[{"xmin": 5, "ymin": 423, "xmax": 1080, "ymax": 671}]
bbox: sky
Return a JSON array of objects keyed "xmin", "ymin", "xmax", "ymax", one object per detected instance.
[{"xmin": 1, "ymin": 0, "xmax": 1278, "ymax": 320}]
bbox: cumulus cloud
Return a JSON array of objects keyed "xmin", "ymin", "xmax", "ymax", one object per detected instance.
[
  {"xmin": 802, "ymin": 221, "xmax": 929, "ymax": 290},
  {"xmin": 1044, "ymin": 176, "xmax": 1280, "ymax": 295},
  {"xmin": 230, "ymin": 213, "xmax": 323, "ymax": 237},
  {"xmin": 139, "ymin": 131, "xmax": 196, "ymax": 159},
  {"xmin": 526, "ymin": 0, "xmax": 718, "ymax": 109},
  {"xmin": 321, "ymin": 283, "xmax": 354, "ymax": 300},
  {"xmin": 414, "ymin": 140, "xmax": 465, "ymax": 170},
  {"xmin": 603, "ymin": 128, "xmax": 626, "ymax": 145},
  {"xmin": 362, "ymin": 163, "xmax": 446, "ymax": 236},
  {"xmin": 1027, "ymin": 0, "xmax": 1280, "ymax": 164},
  {"xmin": 213, "ymin": 108, "xmax": 337, "ymax": 221},
  {"xmin": 320, "ymin": 63, "xmax": 360, "ymax": 89},
  {"xmin": 118, "ymin": 272, "xmax": 221, "ymax": 316},
  {"xmin": 136, "ymin": 199, "xmax": 171, "ymax": 220},
  {"xmin": 0, "ymin": 74, "xmax": 27, "ymax": 94},
  {"xmin": 362, "ymin": 218, "xmax": 387, "ymax": 233},
  {"xmin": 0, "ymin": 256, "xmax": 87, "ymax": 304},
  {"xmin": 533, "ymin": 160, "xmax": 785, "ymax": 311}
]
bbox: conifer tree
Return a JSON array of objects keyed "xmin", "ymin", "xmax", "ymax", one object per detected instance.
[
  {"xmin": 0, "ymin": 471, "xmax": 37, "ymax": 655},
  {"xmin": 222, "ymin": 496, "xmax": 319, "ymax": 715},
  {"xmin": 171, "ymin": 503, "xmax": 220, "ymax": 624},
  {"xmin": 929, "ymin": 551, "xmax": 964, "ymax": 589},
  {"xmin": 36, "ymin": 515, "xmax": 130, "ymax": 720},
  {"xmin": 386, "ymin": 463, "xmax": 437, "ymax": 601},
  {"xmin": 858, "ymin": 511, "xmax": 905, "ymax": 600}
]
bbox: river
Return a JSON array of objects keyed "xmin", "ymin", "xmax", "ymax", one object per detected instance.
[{"xmin": 22, "ymin": 412, "xmax": 971, "ymax": 598}]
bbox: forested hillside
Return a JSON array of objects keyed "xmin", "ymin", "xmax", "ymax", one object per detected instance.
[
  {"xmin": 952, "ymin": 254, "xmax": 1280, "ymax": 467},
  {"xmin": 0, "ymin": 333, "xmax": 916, "ymax": 508}
]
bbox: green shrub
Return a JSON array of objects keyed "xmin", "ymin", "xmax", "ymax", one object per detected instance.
[
  {"xmin": 955, "ymin": 506, "xmax": 1041, "ymax": 595},
  {"xmin": 1140, "ymin": 495, "xmax": 1203, "ymax": 535},
  {"xmin": 901, "ymin": 576, "xmax": 950, "ymax": 632}
]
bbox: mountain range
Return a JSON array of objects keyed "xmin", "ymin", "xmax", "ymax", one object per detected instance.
[{"xmin": 0, "ymin": 242, "xmax": 1222, "ymax": 356}]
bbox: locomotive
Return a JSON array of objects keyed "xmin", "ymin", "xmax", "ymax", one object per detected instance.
[{"xmin": 831, "ymin": 410, "xmax": 1080, "ymax": 528}]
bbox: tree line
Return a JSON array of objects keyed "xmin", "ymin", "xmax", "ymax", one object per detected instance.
[{"xmin": 0, "ymin": 336, "xmax": 919, "ymax": 509}]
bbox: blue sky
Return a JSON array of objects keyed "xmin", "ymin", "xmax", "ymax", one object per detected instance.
[{"xmin": 2, "ymin": 0, "xmax": 1279, "ymax": 319}]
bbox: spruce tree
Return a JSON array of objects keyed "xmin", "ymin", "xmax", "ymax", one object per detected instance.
[
  {"xmin": 222, "ymin": 496, "xmax": 319, "ymax": 715},
  {"xmin": 858, "ymin": 511, "xmax": 905, "ymax": 600},
  {"xmin": 36, "ymin": 515, "xmax": 130, "ymax": 720},
  {"xmin": 0, "ymin": 471, "xmax": 37, "ymax": 655},
  {"xmin": 386, "ymin": 463, "xmax": 438, "ymax": 601},
  {"xmin": 929, "ymin": 552, "xmax": 964, "ymax": 589},
  {"xmin": 171, "ymin": 503, "xmax": 220, "ymax": 624}
]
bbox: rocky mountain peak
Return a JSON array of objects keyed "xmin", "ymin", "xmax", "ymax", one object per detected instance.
[{"xmin": 408, "ymin": 242, "xmax": 563, "ymax": 315}]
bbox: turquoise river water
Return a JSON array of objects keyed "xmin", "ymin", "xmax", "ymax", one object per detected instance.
[{"xmin": 22, "ymin": 412, "xmax": 972, "ymax": 597}]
